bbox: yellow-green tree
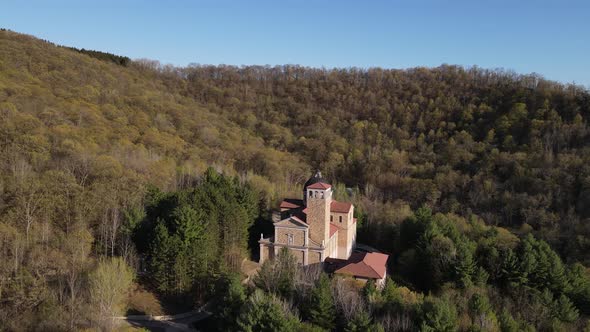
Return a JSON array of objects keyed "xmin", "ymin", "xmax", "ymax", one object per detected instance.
[{"xmin": 89, "ymin": 257, "xmax": 134, "ymax": 331}]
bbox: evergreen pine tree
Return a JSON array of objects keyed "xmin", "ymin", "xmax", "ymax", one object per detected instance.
[
  {"xmin": 516, "ymin": 235, "xmax": 538, "ymax": 286},
  {"xmin": 215, "ymin": 274, "xmax": 246, "ymax": 331},
  {"xmin": 237, "ymin": 290, "xmax": 300, "ymax": 332},
  {"xmin": 306, "ymin": 274, "xmax": 336, "ymax": 330},
  {"xmin": 382, "ymin": 278, "xmax": 403, "ymax": 311},
  {"xmin": 345, "ymin": 310, "xmax": 384, "ymax": 332},
  {"xmin": 419, "ymin": 296, "xmax": 458, "ymax": 332},
  {"xmin": 498, "ymin": 309, "xmax": 519, "ymax": 332},
  {"xmin": 454, "ymin": 240, "xmax": 476, "ymax": 288},
  {"xmin": 566, "ymin": 263, "xmax": 590, "ymax": 314},
  {"xmin": 500, "ymin": 249, "xmax": 521, "ymax": 286},
  {"xmin": 554, "ymin": 294, "xmax": 579, "ymax": 323},
  {"xmin": 276, "ymin": 247, "xmax": 298, "ymax": 297},
  {"xmin": 545, "ymin": 249, "xmax": 568, "ymax": 293},
  {"xmin": 363, "ymin": 279, "xmax": 377, "ymax": 302},
  {"xmin": 150, "ymin": 220, "xmax": 172, "ymax": 293},
  {"xmin": 468, "ymin": 293, "xmax": 497, "ymax": 330}
]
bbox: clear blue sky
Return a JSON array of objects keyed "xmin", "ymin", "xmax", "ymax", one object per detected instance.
[{"xmin": 2, "ymin": 0, "xmax": 589, "ymax": 86}]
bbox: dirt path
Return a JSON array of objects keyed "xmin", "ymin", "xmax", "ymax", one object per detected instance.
[{"xmin": 118, "ymin": 308, "xmax": 211, "ymax": 331}]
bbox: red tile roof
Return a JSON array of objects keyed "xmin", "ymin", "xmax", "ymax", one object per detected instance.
[
  {"xmin": 280, "ymin": 199, "xmax": 303, "ymax": 209},
  {"xmin": 307, "ymin": 182, "xmax": 332, "ymax": 190},
  {"xmin": 326, "ymin": 252, "xmax": 389, "ymax": 279},
  {"xmin": 330, "ymin": 224, "xmax": 339, "ymax": 237},
  {"xmin": 330, "ymin": 200, "xmax": 352, "ymax": 213}
]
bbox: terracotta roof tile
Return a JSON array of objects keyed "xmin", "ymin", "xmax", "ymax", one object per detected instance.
[
  {"xmin": 327, "ymin": 252, "xmax": 389, "ymax": 279},
  {"xmin": 280, "ymin": 199, "xmax": 303, "ymax": 209},
  {"xmin": 304, "ymin": 171, "xmax": 324, "ymax": 189},
  {"xmin": 331, "ymin": 200, "xmax": 352, "ymax": 213},
  {"xmin": 307, "ymin": 182, "xmax": 332, "ymax": 190}
]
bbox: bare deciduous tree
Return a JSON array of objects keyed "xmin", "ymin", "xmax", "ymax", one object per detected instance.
[
  {"xmin": 379, "ymin": 312, "xmax": 414, "ymax": 332},
  {"xmin": 332, "ymin": 277, "xmax": 366, "ymax": 321}
]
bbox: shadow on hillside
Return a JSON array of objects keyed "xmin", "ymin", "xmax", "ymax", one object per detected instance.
[
  {"xmin": 134, "ymin": 275, "xmax": 196, "ymax": 315},
  {"xmin": 248, "ymin": 213, "xmax": 274, "ymax": 261}
]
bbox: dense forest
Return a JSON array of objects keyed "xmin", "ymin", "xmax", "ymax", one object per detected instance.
[{"xmin": 1, "ymin": 29, "xmax": 590, "ymax": 331}]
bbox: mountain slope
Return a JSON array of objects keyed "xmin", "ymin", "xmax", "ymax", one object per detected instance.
[
  {"xmin": 2, "ymin": 29, "xmax": 590, "ymax": 264},
  {"xmin": 179, "ymin": 62, "xmax": 590, "ymax": 262},
  {"xmin": 0, "ymin": 30, "xmax": 307, "ymax": 189},
  {"xmin": 0, "ymin": 30, "xmax": 307, "ymax": 329},
  {"xmin": 1, "ymin": 29, "xmax": 590, "ymax": 330}
]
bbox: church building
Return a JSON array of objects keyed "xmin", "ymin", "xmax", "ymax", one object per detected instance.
[{"xmin": 259, "ymin": 171, "xmax": 357, "ymax": 265}]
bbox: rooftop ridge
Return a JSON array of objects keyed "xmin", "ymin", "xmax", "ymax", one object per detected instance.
[{"xmin": 307, "ymin": 182, "xmax": 332, "ymax": 190}]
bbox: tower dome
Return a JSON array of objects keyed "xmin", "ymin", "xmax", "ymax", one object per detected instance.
[
  {"xmin": 303, "ymin": 171, "xmax": 327, "ymax": 205},
  {"xmin": 304, "ymin": 171, "xmax": 324, "ymax": 190}
]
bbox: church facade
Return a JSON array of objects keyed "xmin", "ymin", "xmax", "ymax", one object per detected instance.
[{"xmin": 259, "ymin": 171, "xmax": 357, "ymax": 265}]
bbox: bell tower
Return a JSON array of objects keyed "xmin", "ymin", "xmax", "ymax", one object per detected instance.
[
  {"xmin": 303, "ymin": 170, "xmax": 323, "ymax": 206},
  {"xmin": 306, "ymin": 182, "xmax": 332, "ymax": 246}
]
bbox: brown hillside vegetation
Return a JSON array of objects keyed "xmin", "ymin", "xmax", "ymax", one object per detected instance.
[
  {"xmin": 1, "ymin": 29, "xmax": 590, "ymax": 331},
  {"xmin": 0, "ymin": 30, "xmax": 305, "ymax": 330}
]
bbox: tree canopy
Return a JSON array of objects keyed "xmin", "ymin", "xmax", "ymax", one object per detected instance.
[{"xmin": 1, "ymin": 29, "xmax": 590, "ymax": 331}]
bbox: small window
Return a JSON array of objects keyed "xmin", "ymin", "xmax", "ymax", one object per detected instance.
[
  {"xmin": 287, "ymin": 234, "xmax": 294, "ymax": 245},
  {"xmin": 320, "ymin": 191, "xmax": 324, "ymax": 199},
  {"xmin": 339, "ymin": 216, "xmax": 343, "ymax": 223},
  {"xmin": 330, "ymin": 215, "xmax": 333, "ymax": 222}
]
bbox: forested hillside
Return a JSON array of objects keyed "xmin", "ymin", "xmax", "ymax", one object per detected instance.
[
  {"xmin": 1, "ymin": 29, "xmax": 590, "ymax": 331},
  {"xmin": 0, "ymin": 30, "xmax": 305, "ymax": 330},
  {"xmin": 181, "ymin": 63, "xmax": 590, "ymax": 264}
]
